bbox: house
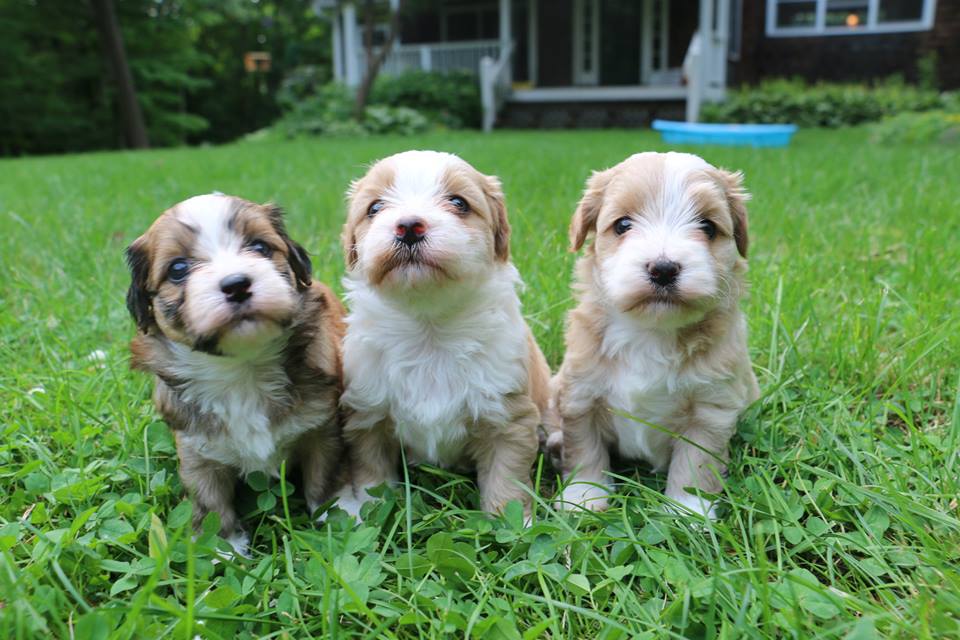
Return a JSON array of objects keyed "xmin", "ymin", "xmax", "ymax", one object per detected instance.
[
  {"xmin": 316, "ymin": 0, "xmax": 957, "ymax": 130},
  {"xmin": 734, "ymin": 1, "xmax": 957, "ymax": 89}
]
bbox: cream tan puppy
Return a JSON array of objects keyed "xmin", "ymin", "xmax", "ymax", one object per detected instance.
[
  {"xmin": 551, "ymin": 152, "xmax": 760, "ymax": 517},
  {"xmin": 126, "ymin": 194, "xmax": 345, "ymax": 553},
  {"xmin": 336, "ymin": 150, "xmax": 551, "ymax": 519}
]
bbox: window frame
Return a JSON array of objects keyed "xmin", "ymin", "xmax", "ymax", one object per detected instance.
[{"xmin": 766, "ymin": 0, "xmax": 937, "ymax": 37}]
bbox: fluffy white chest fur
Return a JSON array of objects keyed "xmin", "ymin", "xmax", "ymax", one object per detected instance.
[
  {"xmin": 341, "ymin": 266, "xmax": 529, "ymax": 467},
  {"xmin": 596, "ymin": 314, "xmax": 737, "ymax": 470},
  {"xmin": 168, "ymin": 341, "xmax": 328, "ymax": 476}
]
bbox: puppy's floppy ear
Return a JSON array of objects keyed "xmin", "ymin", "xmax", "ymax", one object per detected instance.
[
  {"xmin": 266, "ymin": 204, "xmax": 313, "ymax": 290},
  {"xmin": 125, "ymin": 236, "xmax": 154, "ymax": 332},
  {"xmin": 483, "ymin": 174, "xmax": 511, "ymax": 261},
  {"xmin": 712, "ymin": 168, "xmax": 750, "ymax": 258},
  {"xmin": 570, "ymin": 168, "xmax": 613, "ymax": 251}
]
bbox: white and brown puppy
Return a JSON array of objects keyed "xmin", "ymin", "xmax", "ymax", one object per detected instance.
[
  {"xmin": 126, "ymin": 194, "xmax": 345, "ymax": 553},
  {"xmin": 336, "ymin": 150, "xmax": 551, "ymax": 519},
  {"xmin": 551, "ymin": 152, "xmax": 760, "ymax": 517}
]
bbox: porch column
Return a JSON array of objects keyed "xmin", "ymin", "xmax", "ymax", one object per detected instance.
[
  {"xmin": 499, "ymin": 0, "xmax": 512, "ymax": 84},
  {"xmin": 342, "ymin": 1, "xmax": 361, "ymax": 87},
  {"xmin": 687, "ymin": 0, "xmax": 713, "ymax": 121},
  {"xmin": 712, "ymin": 0, "xmax": 730, "ymax": 99},
  {"xmin": 331, "ymin": 7, "xmax": 344, "ymax": 82}
]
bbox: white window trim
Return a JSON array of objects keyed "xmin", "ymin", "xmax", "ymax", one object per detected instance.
[{"xmin": 766, "ymin": 0, "xmax": 937, "ymax": 37}]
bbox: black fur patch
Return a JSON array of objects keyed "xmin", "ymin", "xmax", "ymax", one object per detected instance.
[
  {"xmin": 125, "ymin": 240, "xmax": 154, "ymax": 332},
  {"xmin": 265, "ymin": 205, "xmax": 313, "ymax": 291}
]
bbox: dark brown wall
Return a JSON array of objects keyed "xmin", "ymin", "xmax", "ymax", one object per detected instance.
[
  {"xmin": 733, "ymin": 0, "xmax": 960, "ymax": 89},
  {"xmin": 537, "ymin": 0, "xmax": 573, "ymax": 86}
]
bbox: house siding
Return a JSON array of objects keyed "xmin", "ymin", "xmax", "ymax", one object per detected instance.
[
  {"xmin": 537, "ymin": 0, "xmax": 574, "ymax": 87},
  {"xmin": 733, "ymin": 0, "xmax": 960, "ymax": 89}
]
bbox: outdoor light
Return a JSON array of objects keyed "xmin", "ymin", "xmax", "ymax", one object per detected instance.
[{"xmin": 846, "ymin": 13, "xmax": 860, "ymax": 27}]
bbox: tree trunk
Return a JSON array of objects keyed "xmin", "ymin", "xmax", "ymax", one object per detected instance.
[
  {"xmin": 353, "ymin": 0, "xmax": 402, "ymax": 121},
  {"xmin": 91, "ymin": 0, "xmax": 149, "ymax": 149}
]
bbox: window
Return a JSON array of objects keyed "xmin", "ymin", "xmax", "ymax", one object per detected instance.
[
  {"xmin": 441, "ymin": 3, "xmax": 499, "ymax": 41},
  {"xmin": 767, "ymin": 0, "xmax": 936, "ymax": 35}
]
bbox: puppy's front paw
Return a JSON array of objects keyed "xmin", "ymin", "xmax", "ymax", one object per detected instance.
[
  {"xmin": 216, "ymin": 529, "xmax": 251, "ymax": 559},
  {"xmin": 555, "ymin": 480, "xmax": 611, "ymax": 512},
  {"xmin": 666, "ymin": 492, "xmax": 718, "ymax": 520},
  {"xmin": 544, "ymin": 430, "xmax": 564, "ymax": 470},
  {"xmin": 331, "ymin": 486, "xmax": 370, "ymax": 522}
]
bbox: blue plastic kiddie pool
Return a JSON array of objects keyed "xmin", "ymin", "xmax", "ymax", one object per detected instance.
[{"xmin": 652, "ymin": 120, "xmax": 798, "ymax": 147}]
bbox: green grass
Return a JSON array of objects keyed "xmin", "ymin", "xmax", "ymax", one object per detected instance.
[{"xmin": 1, "ymin": 128, "xmax": 958, "ymax": 639}]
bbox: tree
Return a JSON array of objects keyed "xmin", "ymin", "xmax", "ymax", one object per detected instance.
[
  {"xmin": 91, "ymin": 0, "xmax": 149, "ymax": 148},
  {"xmin": 353, "ymin": 0, "xmax": 403, "ymax": 120}
]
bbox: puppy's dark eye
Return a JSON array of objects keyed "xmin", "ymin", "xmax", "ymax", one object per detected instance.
[
  {"xmin": 367, "ymin": 200, "xmax": 385, "ymax": 217},
  {"xmin": 167, "ymin": 258, "xmax": 189, "ymax": 283},
  {"xmin": 448, "ymin": 195, "xmax": 470, "ymax": 214},
  {"xmin": 699, "ymin": 219, "xmax": 717, "ymax": 240},
  {"xmin": 248, "ymin": 239, "xmax": 272, "ymax": 257},
  {"xmin": 613, "ymin": 217, "xmax": 633, "ymax": 236}
]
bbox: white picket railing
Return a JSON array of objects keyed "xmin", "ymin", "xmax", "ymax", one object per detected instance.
[
  {"xmin": 369, "ymin": 40, "xmax": 503, "ymax": 76},
  {"xmin": 480, "ymin": 43, "xmax": 514, "ymax": 133}
]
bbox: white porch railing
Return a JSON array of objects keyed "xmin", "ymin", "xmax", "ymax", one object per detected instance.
[
  {"xmin": 369, "ymin": 40, "xmax": 503, "ymax": 76},
  {"xmin": 480, "ymin": 43, "xmax": 514, "ymax": 133}
]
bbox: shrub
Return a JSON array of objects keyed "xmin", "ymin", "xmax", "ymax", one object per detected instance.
[
  {"xmin": 702, "ymin": 78, "xmax": 945, "ymax": 128},
  {"xmin": 362, "ymin": 105, "xmax": 430, "ymax": 135},
  {"xmin": 273, "ymin": 82, "xmax": 355, "ymax": 137},
  {"xmin": 870, "ymin": 111, "xmax": 960, "ymax": 145},
  {"xmin": 370, "ymin": 69, "xmax": 482, "ymax": 128},
  {"xmin": 271, "ymin": 67, "xmax": 483, "ymax": 137},
  {"xmin": 273, "ymin": 82, "xmax": 430, "ymax": 137}
]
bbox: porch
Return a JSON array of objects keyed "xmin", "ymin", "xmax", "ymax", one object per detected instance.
[{"xmin": 320, "ymin": 0, "xmax": 731, "ymax": 130}]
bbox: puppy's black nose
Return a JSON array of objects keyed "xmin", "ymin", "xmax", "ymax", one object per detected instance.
[
  {"xmin": 395, "ymin": 218, "xmax": 427, "ymax": 246},
  {"xmin": 220, "ymin": 274, "xmax": 252, "ymax": 303},
  {"xmin": 648, "ymin": 260, "xmax": 681, "ymax": 287}
]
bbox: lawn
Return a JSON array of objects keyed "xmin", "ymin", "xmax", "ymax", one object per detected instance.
[{"xmin": 1, "ymin": 128, "xmax": 958, "ymax": 639}]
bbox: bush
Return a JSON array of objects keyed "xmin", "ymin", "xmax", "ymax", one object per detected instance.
[
  {"xmin": 274, "ymin": 81, "xmax": 355, "ymax": 136},
  {"xmin": 273, "ymin": 82, "xmax": 430, "ymax": 137},
  {"xmin": 272, "ymin": 67, "xmax": 481, "ymax": 137},
  {"xmin": 870, "ymin": 111, "xmax": 960, "ymax": 145},
  {"xmin": 702, "ymin": 78, "xmax": 945, "ymax": 128},
  {"xmin": 362, "ymin": 105, "xmax": 431, "ymax": 135},
  {"xmin": 370, "ymin": 69, "xmax": 482, "ymax": 128}
]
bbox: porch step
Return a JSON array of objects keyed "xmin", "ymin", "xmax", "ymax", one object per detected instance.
[{"xmin": 497, "ymin": 100, "xmax": 686, "ymax": 129}]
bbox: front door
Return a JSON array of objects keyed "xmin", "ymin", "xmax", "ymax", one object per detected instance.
[{"xmin": 572, "ymin": 0, "xmax": 599, "ymax": 85}]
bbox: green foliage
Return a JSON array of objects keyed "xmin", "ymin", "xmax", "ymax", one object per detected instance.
[
  {"xmin": 0, "ymin": 1, "xmax": 120, "ymax": 154},
  {"xmin": 362, "ymin": 105, "xmax": 431, "ymax": 135},
  {"xmin": 1, "ymin": 129, "xmax": 959, "ymax": 637},
  {"xmin": 0, "ymin": 0, "xmax": 329, "ymax": 155},
  {"xmin": 702, "ymin": 78, "xmax": 945, "ymax": 128},
  {"xmin": 917, "ymin": 51, "xmax": 939, "ymax": 91},
  {"xmin": 274, "ymin": 81, "xmax": 358, "ymax": 136},
  {"xmin": 370, "ymin": 69, "xmax": 482, "ymax": 128},
  {"xmin": 272, "ymin": 82, "xmax": 430, "ymax": 137},
  {"xmin": 183, "ymin": 0, "xmax": 332, "ymax": 145},
  {"xmin": 870, "ymin": 111, "xmax": 960, "ymax": 145},
  {"xmin": 272, "ymin": 68, "xmax": 481, "ymax": 138}
]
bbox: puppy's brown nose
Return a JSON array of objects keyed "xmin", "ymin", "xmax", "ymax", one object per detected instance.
[
  {"xmin": 648, "ymin": 260, "xmax": 681, "ymax": 287},
  {"xmin": 395, "ymin": 218, "xmax": 427, "ymax": 246},
  {"xmin": 220, "ymin": 274, "xmax": 252, "ymax": 303}
]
